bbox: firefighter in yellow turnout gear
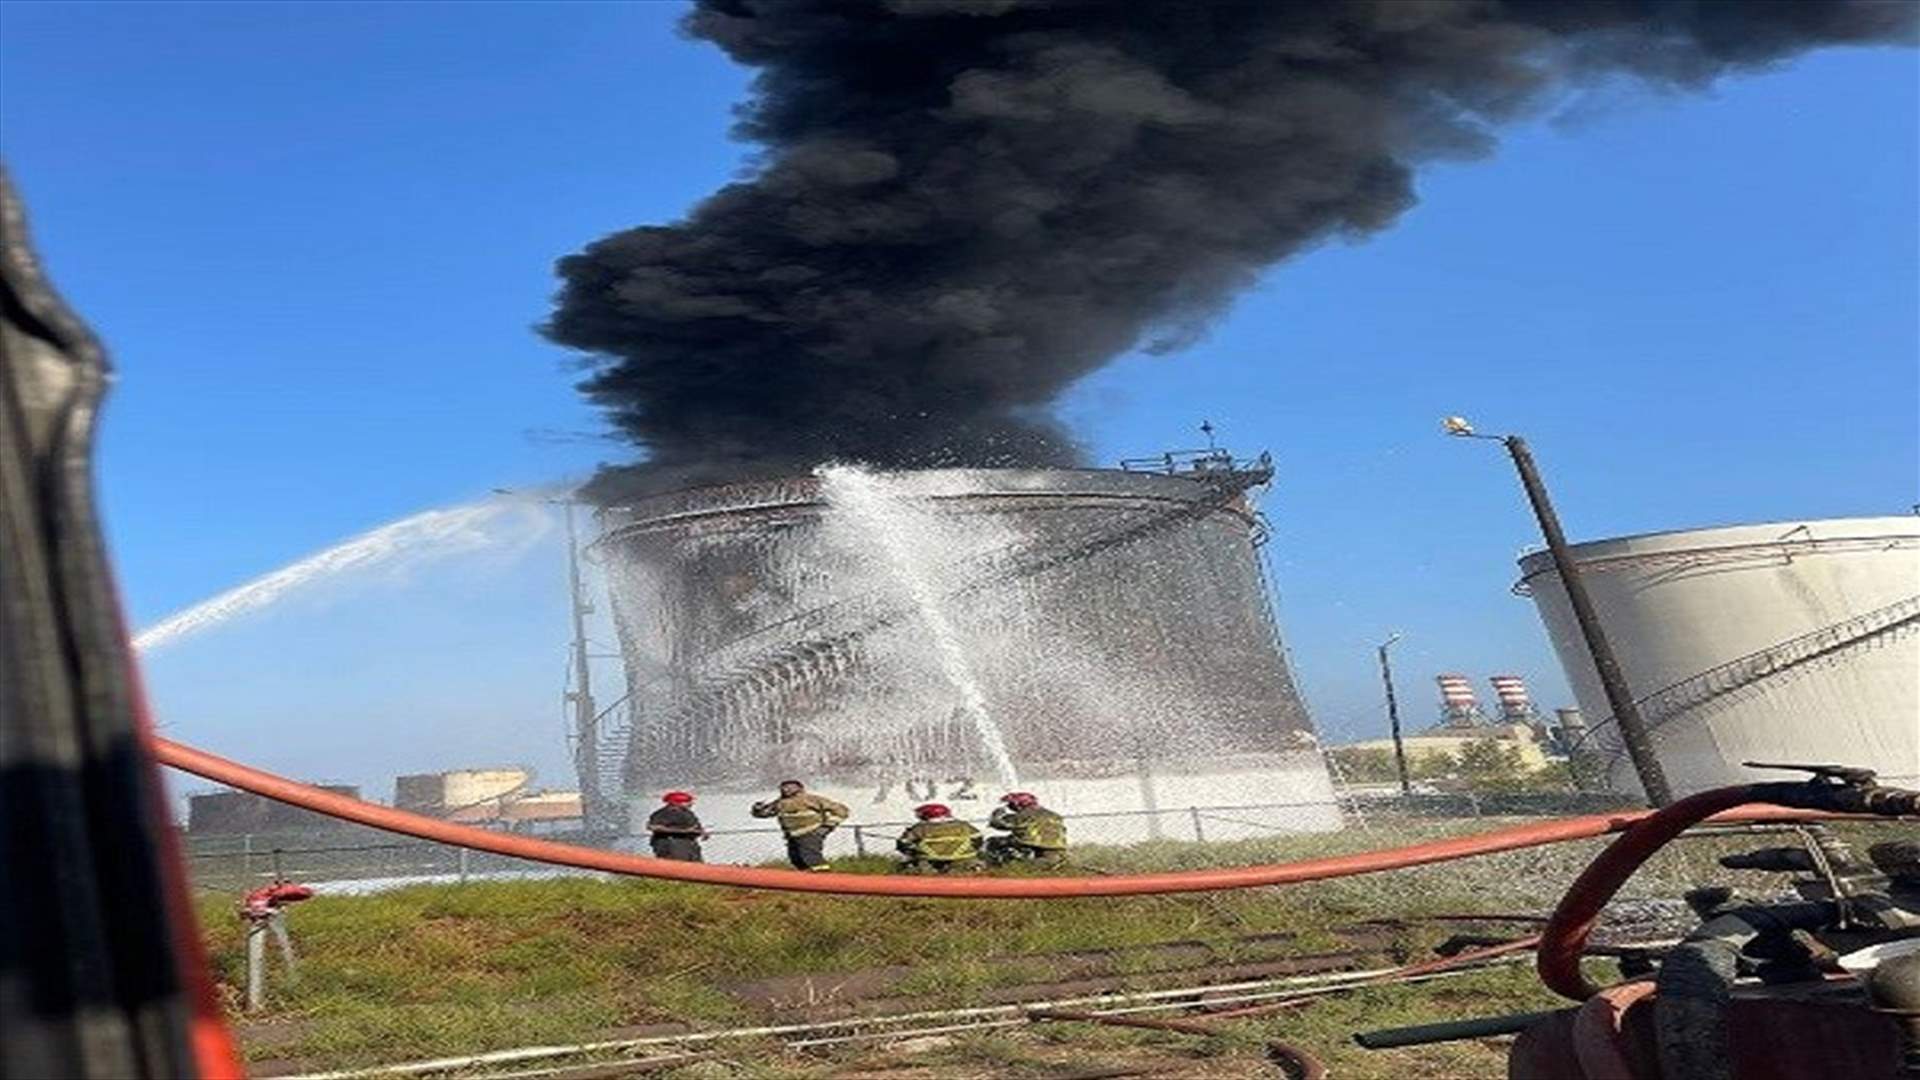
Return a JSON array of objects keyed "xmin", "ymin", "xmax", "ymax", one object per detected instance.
[
  {"xmin": 750, "ymin": 779, "xmax": 849, "ymax": 871},
  {"xmin": 895, "ymin": 803, "xmax": 983, "ymax": 873},
  {"xmin": 985, "ymin": 791, "xmax": 1067, "ymax": 866}
]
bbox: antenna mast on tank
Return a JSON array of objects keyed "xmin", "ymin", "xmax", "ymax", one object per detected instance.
[{"xmin": 562, "ymin": 503, "xmax": 605, "ymax": 832}]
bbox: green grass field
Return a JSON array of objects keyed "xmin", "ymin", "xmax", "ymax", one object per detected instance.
[
  {"xmin": 199, "ymin": 818, "xmax": 1879, "ymax": 1076},
  {"xmin": 200, "ymin": 849, "xmax": 1572, "ymax": 1076}
]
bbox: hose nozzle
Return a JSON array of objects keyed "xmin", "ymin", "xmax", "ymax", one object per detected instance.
[{"xmin": 1743, "ymin": 762, "xmax": 1920, "ymax": 817}]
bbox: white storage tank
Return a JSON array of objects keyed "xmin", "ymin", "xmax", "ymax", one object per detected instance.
[{"xmin": 1519, "ymin": 516, "xmax": 1919, "ymax": 794}]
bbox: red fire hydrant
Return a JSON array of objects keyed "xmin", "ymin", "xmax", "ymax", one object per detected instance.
[{"xmin": 238, "ymin": 880, "xmax": 313, "ymax": 1012}]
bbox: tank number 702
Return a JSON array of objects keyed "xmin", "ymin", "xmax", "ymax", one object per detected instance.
[{"xmin": 873, "ymin": 777, "xmax": 978, "ymax": 803}]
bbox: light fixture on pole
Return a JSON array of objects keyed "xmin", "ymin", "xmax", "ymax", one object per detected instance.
[
  {"xmin": 1441, "ymin": 417, "xmax": 1674, "ymax": 806},
  {"xmin": 1376, "ymin": 632, "xmax": 1411, "ymax": 796}
]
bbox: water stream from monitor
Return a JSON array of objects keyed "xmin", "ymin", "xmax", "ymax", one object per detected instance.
[
  {"xmin": 134, "ymin": 497, "xmax": 552, "ymax": 652},
  {"xmin": 815, "ymin": 464, "xmax": 1021, "ymax": 790}
]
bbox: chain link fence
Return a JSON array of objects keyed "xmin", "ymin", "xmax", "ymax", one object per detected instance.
[
  {"xmin": 185, "ymin": 789, "xmax": 1671, "ymax": 901},
  {"xmin": 180, "ymin": 783, "xmax": 1919, "ymax": 933}
]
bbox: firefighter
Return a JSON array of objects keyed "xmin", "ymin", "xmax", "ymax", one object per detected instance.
[
  {"xmin": 985, "ymin": 791, "xmax": 1068, "ymax": 866},
  {"xmin": 895, "ymin": 803, "xmax": 983, "ymax": 873},
  {"xmin": 646, "ymin": 790, "xmax": 708, "ymax": 862},
  {"xmin": 750, "ymin": 779, "xmax": 849, "ymax": 871}
]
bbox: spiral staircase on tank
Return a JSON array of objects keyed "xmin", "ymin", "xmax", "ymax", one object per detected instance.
[{"xmin": 1566, "ymin": 593, "xmax": 1920, "ymax": 789}]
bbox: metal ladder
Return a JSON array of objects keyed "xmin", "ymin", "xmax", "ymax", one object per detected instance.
[{"xmin": 1568, "ymin": 593, "xmax": 1920, "ymax": 787}]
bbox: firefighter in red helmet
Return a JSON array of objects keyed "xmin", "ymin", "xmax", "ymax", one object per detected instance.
[
  {"xmin": 646, "ymin": 790, "xmax": 708, "ymax": 862},
  {"xmin": 986, "ymin": 791, "xmax": 1068, "ymax": 866},
  {"xmin": 895, "ymin": 803, "xmax": 983, "ymax": 873}
]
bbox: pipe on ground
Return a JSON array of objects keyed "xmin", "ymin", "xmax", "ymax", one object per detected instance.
[
  {"xmin": 1265, "ymin": 1039, "xmax": 1328, "ymax": 1080},
  {"xmin": 1198, "ymin": 934, "xmax": 1540, "ymax": 1023},
  {"xmin": 1027, "ymin": 1008, "xmax": 1219, "ymax": 1036},
  {"xmin": 1029, "ymin": 1009, "xmax": 1327, "ymax": 1080},
  {"xmin": 1353, "ymin": 1010, "xmax": 1563, "ymax": 1050}
]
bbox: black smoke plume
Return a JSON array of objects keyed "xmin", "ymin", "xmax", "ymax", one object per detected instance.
[{"xmin": 546, "ymin": 0, "xmax": 1913, "ymax": 501}]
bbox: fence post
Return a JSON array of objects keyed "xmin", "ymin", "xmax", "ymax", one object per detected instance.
[
  {"xmin": 852, "ymin": 825, "xmax": 867, "ymax": 858},
  {"xmin": 1188, "ymin": 806, "xmax": 1206, "ymax": 844},
  {"xmin": 271, "ymin": 847, "xmax": 283, "ymax": 880},
  {"xmin": 1465, "ymin": 791, "xmax": 1482, "ymax": 818},
  {"xmin": 458, "ymin": 846, "xmax": 470, "ymax": 885},
  {"xmin": 242, "ymin": 834, "xmax": 254, "ymax": 879}
]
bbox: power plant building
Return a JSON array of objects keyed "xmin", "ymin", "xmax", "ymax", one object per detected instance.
[
  {"xmin": 188, "ymin": 785, "xmax": 362, "ymax": 836},
  {"xmin": 394, "ymin": 767, "xmax": 532, "ymax": 814},
  {"xmin": 394, "ymin": 767, "xmax": 584, "ymax": 829},
  {"xmin": 593, "ymin": 460, "xmax": 1337, "ymax": 855},
  {"xmin": 1520, "ymin": 515, "xmax": 1919, "ymax": 794}
]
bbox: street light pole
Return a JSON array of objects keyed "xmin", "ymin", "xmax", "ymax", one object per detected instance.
[
  {"xmin": 1442, "ymin": 419, "xmax": 1674, "ymax": 806},
  {"xmin": 1377, "ymin": 633, "xmax": 1411, "ymax": 796}
]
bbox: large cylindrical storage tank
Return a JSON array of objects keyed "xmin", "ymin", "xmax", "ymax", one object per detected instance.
[
  {"xmin": 597, "ymin": 466, "xmax": 1337, "ymax": 858},
  {"xmin": 1519, "ymin": 516, "xmax": 1920, "ymax": 795}
]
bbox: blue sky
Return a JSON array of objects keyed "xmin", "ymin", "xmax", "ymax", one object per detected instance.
[{"xmin": 2, "ymin": 2, "xmax": 1914, "ymax": 798}]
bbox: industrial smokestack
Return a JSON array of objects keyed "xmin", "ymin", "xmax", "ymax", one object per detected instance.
[
  {"xmin": 1436, "ymin": 673, "xmax": 1487, "ymax": 729},
  {"xmin": 545, "ymin": 1, "xmax": 1916, "ymax": 500},
  {"xmin": 1552, "ymin": 706, "xmax": 1589, "ymax": 756},
  {"xmin": 1489, "ymin": 674, "xmax": 1542, "ymax": 725}
]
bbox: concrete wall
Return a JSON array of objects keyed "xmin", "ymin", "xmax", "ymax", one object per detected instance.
[
  {"xmin": 441, "ymin": 768, "xmax": 530, "ymax": 808},
  {"xmin": 1342, "ymin": 733, "xmax": 1552, "ymax": 771},
  {"xmin": 392, "ymin": 773, "xmax": 447, "ymax": 812}
]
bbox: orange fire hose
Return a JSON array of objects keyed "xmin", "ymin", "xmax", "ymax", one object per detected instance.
[
  {"xmin": 150, "ymin": 736, "xmax": 1832, "ymax": 899},
  {"xmin": 1536, "ymin": 785, "xmax": 1770, "ymax": 1001}
]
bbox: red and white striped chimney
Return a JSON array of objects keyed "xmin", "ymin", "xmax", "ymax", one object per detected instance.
[
  {"xmin": 1489, "ymin": 674, "xmax": 1537, "ymax": 723},
  {"xmin": 1435, "ymin": 673, "xmax": 1484, "ymax": 727}
]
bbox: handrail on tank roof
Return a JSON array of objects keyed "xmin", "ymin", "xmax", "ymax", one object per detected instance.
[
  {"xmin": 1118, "ymin": 448, "xmax": 1274, "ymax": 478},
  {"xmin": 1511, "ymin": 532, "xmax": 1919, "ymax": 596},
  {"xmin": 1516, "ymin": 524, "xmax": 1916, "ymax": 577}
]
